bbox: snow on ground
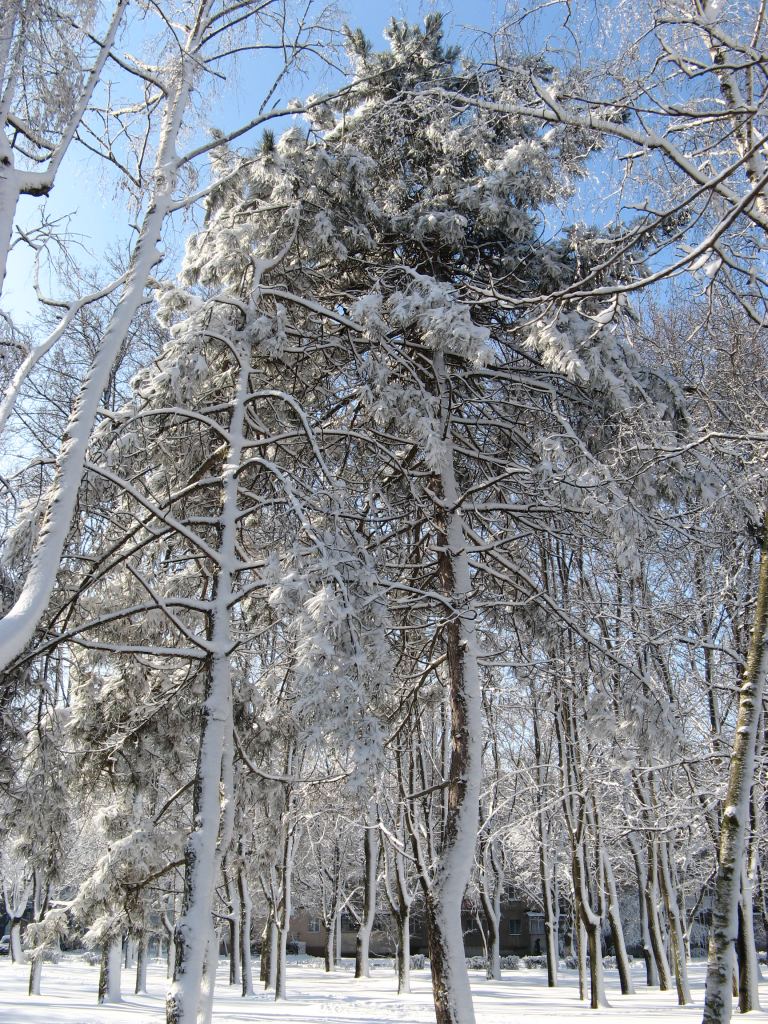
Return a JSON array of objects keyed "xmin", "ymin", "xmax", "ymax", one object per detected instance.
[{"xmin": 0, "ymin": 956, "xmax": 765, "ymax": 1024}]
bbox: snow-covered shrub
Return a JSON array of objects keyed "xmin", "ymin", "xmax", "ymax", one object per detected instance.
[
  {"xmin": 523, "ymin": 955, "xmax": 547, "ymax": 969},
  {"xmin": 466, "ymin": 955, "xmax": 487, "ymax": 970},
  {"xmin": 501, "ymin": 955, "xmax": 521, "ymax": 970},
  {"xmin": 409, "ymin": 954, "xmax": 426, "ymax": 970}
]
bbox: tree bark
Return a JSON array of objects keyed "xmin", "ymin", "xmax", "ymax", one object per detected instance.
[
  {"xmin": 736, "ymin": 855, "xmax": 760, "ymax": 1011},
  {"xmin": 355, "ymin": 807, "xmax": 378, "ymax": 980},
  {"xmin": 422, "ymin": 350, "xmax": 483, "ymax": 1024},
  {"xmin": 603, "ymin": 850, "xmax": 634, "ymax": 995},
  {"xmin": 645, "ymin": 840, "xmax": 672, "ymax": 990},
  {"xmin": 224, "ymin": 864, "xmax": 241, "ymax": 987},
  {"xmin": 658, "ymin": 839, "xmax": 691, "ymax": 1005},
  {"xmin": 396, "ymin": 910, "xmax": 411, "ymax": 994},
  {"xmin": 239, "ymin": 868, "xmax": 253, "ymax": 997},
  {"xmin": 166, "ymin": 342, "xmax": 248, "ymax": 1024},
  {"xmin": 28, "ymin": 953, "xmax": 43, "ymax": 996},
  {"xmin": 703, "ymin": 511, "xmax": 768, "ymax": 1024},
  {"xmin": 98, "ymin": 936, "xmax": 123, "ymax": 1004},
  {"xmin": 9, "ymin": 917, "xmax": 25, "ymax": 964},
  {"xmin": 628, "ymin": 833, "xmax": 658, "ymax": 986},
  {"xmin": 275, "ymin": 820, "xmax": 294, "ymax": 1001},
  {"xmin": 135, "ymin": 935, "xmax": 149, "ymax": 995}
]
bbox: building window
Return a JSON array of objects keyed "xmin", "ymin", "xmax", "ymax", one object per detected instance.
[
  {"xmin": 529, "ymin": 916, "xmax": 544, "ymax": 935},
  {"xmin": 308, "ymin": 917, "xmax": 320, "ymax": 933},
  {"xmin": 509, "ymin": 919, "xmax": 521, "ymax": 936}
]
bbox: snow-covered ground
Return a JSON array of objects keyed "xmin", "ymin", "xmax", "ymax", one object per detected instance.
[{"xmin": 0, "ymin": 956, "xmax": 765, "ymax": 1024}]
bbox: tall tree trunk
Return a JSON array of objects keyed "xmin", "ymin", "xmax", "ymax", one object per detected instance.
[
  {"xmin": 424, "ymin": 350, "xmax": 483, "ymax": 1024},
  {"xmin": 396, "ymin": 910, "xmax": 411, "ymax": 994},
  {"xmin": 479, "ymin": 840, "xmax": 502, "ymax": 982},
  {"xmin": 646, "ymin": 840, "xmax": 672, "ymax": 990},
  {"xmin": 98, "ymin": 936, "xmax": 123, "ymax": 1004},
  {"xmin": 28, "ymin": 953, "xmax": 43, "ymax": 996},
  {"xmin": 703, "ymin": 512, "xmax": 768, "ymax": 1024},
  {"xmin": 534, "ymin": 708, "xmax": 558, "ymax": 987},
  {"xmin": 166, "ymin": 342, "xmax": 248, "ymax": 1024},
  {"xmin": 324, "ymin": 915, "xmax": 336, "ymax": 973},
  {"xmin": 573, "ymin": 842, "xmax": 607, "ymax": 1009},
  {"xmin": 658, "ymin": 839, "xmax": 691, "ymax": 1005},
  {"xmin": 355, "ymin": 807, "xmax": 379, "ymax": 980},
  {"xmin": 275, "ymin": 819, "xmax": 294, "ymax": 1001},
  {"xmin": 628, "ymin": 834, "xmax": 658, "ymax": 986},
  {"xmin": 576, "ymin": 903, "xmax": 588, "ymax": 1002},
  {"xmin": 135, "ymin": 935, "xmax": 149, "ymax": 995},
  {"xmin": 480, "ymin": 873, "xmax": 501, "ymax": 982},
  {"xmin": 224, "ymin": 863, "xmax": 241, "ymax": 987},
  {"xmin": 239, "ymin": 868, "xmax": 253, "ymax": 997},
  {"xmin": 585, "ymin": 919, "xmax": 607, "ymax": 1010},
  {"xmin": 603, "ymin": 850, "xmax": 634, "ymax": 995},
  {"xmin": 162, "ymin": 900, "xmax": 176, "ymax": 981},
  {"xmin": 736, "ymin": 861, "xmax": 760, "ymax": 1012},
  {"xmin": 9, "ymin": 917, "xmax": 25, "ymax": 964}
]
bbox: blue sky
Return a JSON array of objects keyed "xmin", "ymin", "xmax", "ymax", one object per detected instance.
[{"xmin": 3, "ymin": 1, "xmax": 511, "ymax": 324}]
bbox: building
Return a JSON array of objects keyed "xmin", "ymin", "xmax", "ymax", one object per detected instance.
[{"xmin": 289, "ymin": 901, "xmax": 549, "ymax": 959}]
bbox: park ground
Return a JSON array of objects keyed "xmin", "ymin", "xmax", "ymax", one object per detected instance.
[{"xmin": 1, "ymin": 956, "xmax": 767, "ymax": 1024}]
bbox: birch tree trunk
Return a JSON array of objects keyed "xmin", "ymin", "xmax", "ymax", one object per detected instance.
[{"xmin": 703, "ymin": 512, "xmax": 768, "ymax": 1024}]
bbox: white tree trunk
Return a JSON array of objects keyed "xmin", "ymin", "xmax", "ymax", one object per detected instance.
[
  {"xmin": 28, "ymin": 953, "xmax": 43, "ymax": 996},
  {"xmin": 98, "ymin": 936, "xmax": 123, "ymax": 1004},
  {"xmin": 166, "ymin": 341, "xmax": 248, "ymax": 1024},
  {"xmin": 396, "ymin": 911, "xmax": 411, "ymax": 994},
  {"xmin": 9, "ymin": 918, "xmax": 24, "ymax": 964}
]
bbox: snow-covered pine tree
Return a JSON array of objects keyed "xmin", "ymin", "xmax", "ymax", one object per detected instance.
[{"xmin": 145, "ymin": 14, "xmax": 704, "ymax": 1021}]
